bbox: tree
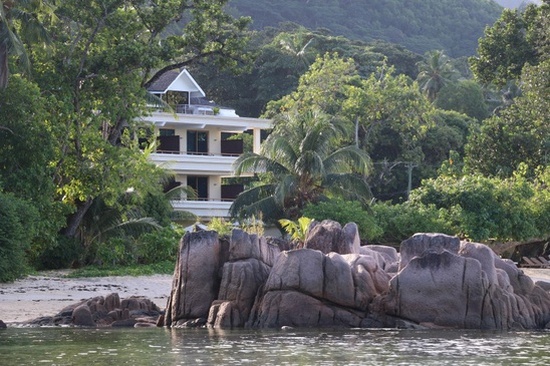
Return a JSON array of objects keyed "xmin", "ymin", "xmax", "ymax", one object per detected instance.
[
  {"xmin": 416, "ymin": 50, "xmax": 459, "ymax": 102},
  {"xmin": 465, "ymin": 59, "xmax": 550, "ymax": 177},
  {"xmin": 0, "ymin": 0, "xmax": 54, "ymax": 89},
  {"xmin": 0, "ymin": 75, "xmax": 66, "ymax": 262},
  {"xmin": 230, "ymin": 109, "xmax": 372, "ymax": 221},
  {"xmin": 435, "ymin": 79, "xmax": 489, "ymax": 121},
  {"xmin": 30, "ymin": 0, "xmax": 253, "ymax": 241},
  {"xmin": 264, "ymin": 52, "xmax": 360, "ymax": 118},
  {"xmin": 0, "ymin": 191, "xmax": 39, "ymax": 281},
  {"xmin": 343, "ymin": 64, "xmax": 435, "ymax": 200},
  {"xmin": 469, "ymin": 7, "xmax": 540, "ymax": 87}
]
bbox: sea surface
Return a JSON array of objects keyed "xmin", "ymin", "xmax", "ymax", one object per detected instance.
[{"xmin": 1, "ymin": 327, "xmax": 549, "ymax": 365}]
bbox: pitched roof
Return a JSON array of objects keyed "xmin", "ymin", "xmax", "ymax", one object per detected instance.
[
  {"xmin": 147, "ymin": 71, "xmax": 179, "ymax": 92},
  {"xmin": 146, "ymin": 69, "xmax": 206, "ymax": 97}
]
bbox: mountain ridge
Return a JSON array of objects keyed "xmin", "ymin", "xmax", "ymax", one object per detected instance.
[{"xmin": 228, "ymin": 0, "xmax": 504, "ymax": 57}]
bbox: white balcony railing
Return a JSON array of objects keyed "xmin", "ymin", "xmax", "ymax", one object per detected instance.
[
  {"xmin": 149, "ymin": 153, "xmax": 237, "ymax": 175},
  {"xmin": 171, "ymin": 200, "xmax": 232, "ymax": 218}
]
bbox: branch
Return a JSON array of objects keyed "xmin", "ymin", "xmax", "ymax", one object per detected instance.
[{"xmin": 142, "ymin": 49, "xmax": 225, "ymax": 88}]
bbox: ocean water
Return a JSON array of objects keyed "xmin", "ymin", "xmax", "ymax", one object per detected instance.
[{"xmin": 1, "ymin": 327, "xmax": 549, "ymax": 365}]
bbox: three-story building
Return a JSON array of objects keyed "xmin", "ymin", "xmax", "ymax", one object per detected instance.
[{"xmin": 140, "ymin": 69, "xmax": 271, "ymax": 218}]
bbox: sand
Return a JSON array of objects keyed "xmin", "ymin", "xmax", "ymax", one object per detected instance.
[
  {"xmin": 1, "ymin": 268, "xmax": 550, "ymax": 325},
  {"xmin": 0, "ymin": 271, "xmax": 173, "ymax": 324}
]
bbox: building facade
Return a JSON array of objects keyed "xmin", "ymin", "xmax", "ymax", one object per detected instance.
[{"xmin": 141, "ymin": 69, "xmax": 271, "ymax": 218}]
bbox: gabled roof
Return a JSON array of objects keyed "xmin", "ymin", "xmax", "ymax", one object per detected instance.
[{"xmin": 146, "ymin": 69, "xmax": 206, "ymax": 98}]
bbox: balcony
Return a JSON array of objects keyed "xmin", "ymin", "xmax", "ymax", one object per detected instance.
[
  {"xmin": 149, "ymin": 153, "xmax": 238, "ymax": 175},
  {"xmin": 171, "ymin": 199, "xmax": 233, "ymax": 218}
]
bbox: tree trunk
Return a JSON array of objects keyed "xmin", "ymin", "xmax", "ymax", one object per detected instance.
[
  {"xmin": 61, "ymin": 198, "xmax": 94, "ymax": 238},
  {"xmin": 0, "ymin": 43, "xmax": 9, "ymax": 89}
]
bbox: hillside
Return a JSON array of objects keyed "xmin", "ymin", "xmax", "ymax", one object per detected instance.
[
  {"xmin": 494, "ymin": 0, "xmax": 541, "ymax": 7},
  {"xmin": 227, "ymin": 0, "xmax": 503, "ymax": 57}
]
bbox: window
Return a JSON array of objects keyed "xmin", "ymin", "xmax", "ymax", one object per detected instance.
[
  {"xmin": 187, "ymin": 131, "xmax": 208, "ymax": 155},
  {"xmin": 187, "ymin": 176, "xmax": 208, "ymax": 200}
]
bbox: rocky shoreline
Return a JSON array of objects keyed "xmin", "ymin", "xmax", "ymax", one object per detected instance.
[
  {"xmin": 0, "ymin": 273, "xmax": 171, "ymax": 326},
  {"xmin": 163, "ymin": 222, "xmax": 550, "ymax": 330},
  {"xmin": 2, "ymin": 222, "xmax": 550, "ymax": 330}
]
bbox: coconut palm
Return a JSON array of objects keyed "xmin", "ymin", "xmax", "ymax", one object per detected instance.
[
  {"xmin": 229, "ymin": 109, "xmax": 372, "ymax": 221},
  {"xmin": 416, "ymin": 50, "xmax": 459, "ymax": 102},
  {"xmin": 0, "ymin": 0, "xmax": 54, "ymax": 89}
]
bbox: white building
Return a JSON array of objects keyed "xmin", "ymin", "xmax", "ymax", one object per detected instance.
[{"xmin": 140, "ymin": 69, "xmax": 271, "ymax": 219}]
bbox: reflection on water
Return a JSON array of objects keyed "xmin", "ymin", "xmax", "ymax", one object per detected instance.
[{"xmin": 1, "ymin": 327, "xmax": 550, "ymax": 365}]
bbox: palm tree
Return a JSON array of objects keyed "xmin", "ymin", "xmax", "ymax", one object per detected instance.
[
  {"xmin": 0, "ymin": 0, "xmax": 54, "ymax": 89},
  {"xmin": 229, "ymin": 109, "xmax": 372, "ymax": 221},
  {"xmin": 276, "ymin": 30, "xmax": 316, "ymax": 69},
  {"xmin": 416, "ymin": 50, "xmax": 459, "ymax": 102}
]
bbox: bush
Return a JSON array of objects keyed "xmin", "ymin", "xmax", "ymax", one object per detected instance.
[
  {"xmin": 0, "ymin": 192, "xmax": 38, "ymax": 282},
  {"xmin": 370, "ymin": 201, "xmax": 453, "ymax": 243},
  {"xmin": 411, "ymin": 166, "xmax": 547, "ymax": 242},
  {"xmin": 34, "ymin": 235, "xmax": 81, "ymax": 270},
  {"xmin": 96, "ymin": 237, "xmax": 138, "ymax": 266},
  {"xmin": 207, "ymin": 217, "xmax": 234, "ymax": 236},
  {"xmin": 136, "ymin": 225, "xmax": 183, "ymax": 264}
]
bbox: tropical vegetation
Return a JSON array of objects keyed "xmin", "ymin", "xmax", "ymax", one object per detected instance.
[{"xmin": 1, "ymin": 0, "xmax": 549, "ymax": 281}]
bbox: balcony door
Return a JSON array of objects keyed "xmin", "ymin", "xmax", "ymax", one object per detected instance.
[
  {"xmin": 187, "ymin": 176, "xmax": 208, "ymax": 200},
  {"xmin": 187, "ymin": 131, "xmax": 208, "ymax": 155}
]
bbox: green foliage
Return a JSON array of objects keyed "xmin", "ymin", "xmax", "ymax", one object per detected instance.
[
  {"xmin": 96, "ymin": 237, "xmax": 138, "ymax": 267},
  {"xmin": 0, "ymin": 0, "xmax": 55, "ymax": 88},
  {"xmin": 207, "ymin": 217, "xmax": 234, "ymax": 236},
  {"xmin": 0, "ymin": 75, "xmax": 67, "ymax": 262},
  {"xmin": 191, "ymin": 25, "xmax": 423, "ymax": 118},
  {"xmin": 95, "ymin": 224, "xmax": 182, "ymax": 266},
  {"xmin": 66, "ymin": 261, "xmax": 175, "ymax": 278},
  {"xmin": 239, "ymin": 214, "xmax": 265, "ymax": 236},
  {"xmin": 264, "ymin": 52, "xmax": 360, "ymax": 118},
  {"xmin": 368, "ymin": 163, "xmax": 550, "ymax": 245},
  {"xmin": 0, "ymin": 192, "xmax": 39, "ymax": 282},
  {"xmin": 370, "ymin": 201, "xmax": 452, "ymax": 243},
  {"xmin": 435, "ymin": 80, "xmax": 489, "ymax": 121},
  {"xmin": 470, "ymin": 7, "xmax": 540, "ymax": 86},
  {"xmin": 230, "ymin": 107, "xmax": 372, "ymax": 221},
  {"xmin": 279, "ymin": 217, "xmax": 314, "ymax": 244},
  {"xmin": 465, "ymin": 60, "xmax": 550, "ymax": 177},
  {"xmin": 303, "ymin": 199, "xmax": 382, "ymax": 241},
  {"xmin": 416, "ymin": 50, "xmax": 460, "ymax": 102},
  {"xmin": 33, "ymin": 235, "xmax": 81, "ymax": 271},
  {"xmin": 410, "ymin": 165, "xmax": 550, "ymax": 242}
]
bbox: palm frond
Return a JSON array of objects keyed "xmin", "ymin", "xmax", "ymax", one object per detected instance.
[
  {"xmin": 273, "ymin": 174, "xmax": 300, "ymax": 207},
  {"xmin": 295, "ymin": 151, "xmax": 324, "ymax": 179},
  {"xmin": 323, "ymin": 173, "xmax": 373, "ymax": 205},
  {"xmin": 240, "ymin": 196, "xmax": 283, "ymax": 223},
  {"xmin": 263, "ymin": 134, "xmax": 299, "ymax": 169},
  {"xmin": 233, "ymin": 152, "xmax": 290, "ymax": 177},
  {"xmin": 229, "ymin": 184, "xmax": 276, "ymax": 217},
  {"xmin": 165, "ymin": 184, "xmax": 197, "ymax": 201},
  {"xmin": 324, "ymin": 145, "xmax": 372, "ymax": 175}
]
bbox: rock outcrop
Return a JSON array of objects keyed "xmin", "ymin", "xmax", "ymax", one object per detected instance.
[
  {"xmin": 164, "ymin": 222, "xmax": 550, "ymax": 331},
  {"xmin": 27, "ymin": 293, "xmax": 162, "ymax": 327},
  {"xmin": 163, "ymin": 229, "xmax": 280, "ymax": 328}
]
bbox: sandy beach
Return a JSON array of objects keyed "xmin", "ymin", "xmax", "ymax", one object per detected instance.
[
  {"xmin": 1, "ymin": 268, "xmax": 550, "ymax": 325},
  {"xmin": 0, "ymin": 271, "xmax": 173, "ymax": 324}
]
